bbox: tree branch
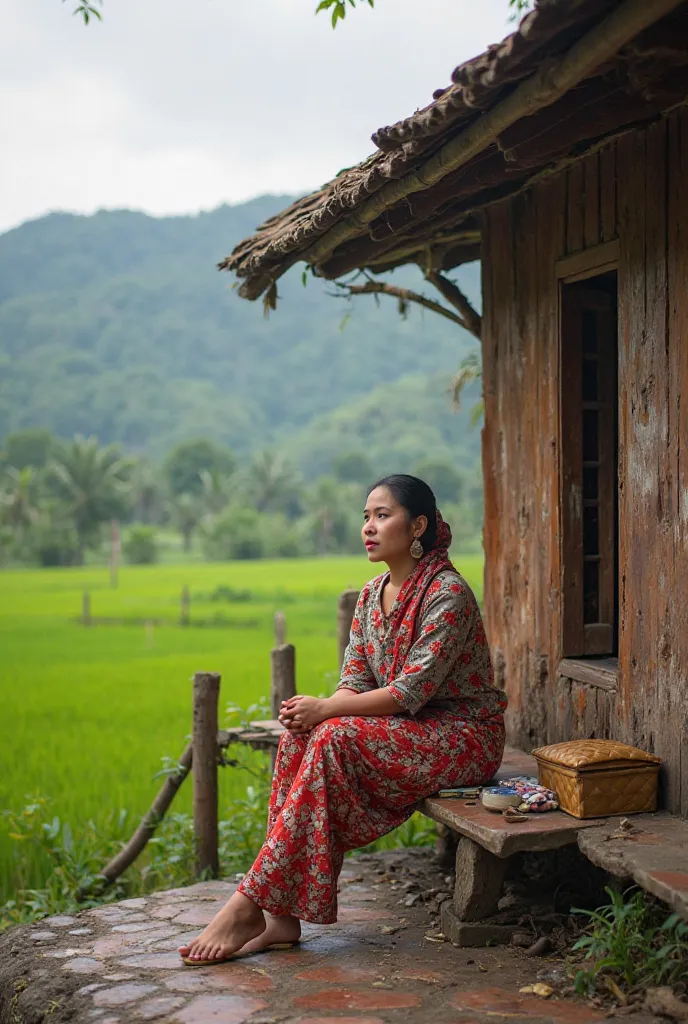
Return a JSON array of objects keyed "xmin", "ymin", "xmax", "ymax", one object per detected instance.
[
  {"xmin": 425, "ymin": 271, "xmax": 482, "ymax": 340},
  {"xmin": 334, "ymin": 280, "xmax": 469, "ymax": 330}
]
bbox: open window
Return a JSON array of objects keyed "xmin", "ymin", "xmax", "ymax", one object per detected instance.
[{"xmin": 560, "ymin": 269, "xmax": 618, "ymax": 661}]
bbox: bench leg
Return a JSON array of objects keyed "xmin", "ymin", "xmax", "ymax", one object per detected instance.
[{"xmin": 440, "ymin": 836, "xmax": 516, "ymax": 947}]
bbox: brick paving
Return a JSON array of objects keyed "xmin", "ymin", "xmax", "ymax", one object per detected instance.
[{"xmin": 0, "ymin": 850, "xmax": 657, "ymax": 1024}]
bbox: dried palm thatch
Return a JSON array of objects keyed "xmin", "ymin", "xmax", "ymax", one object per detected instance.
[{"xmin": 221, "ymin": 0, "xmax": 688, "ymax": 303}]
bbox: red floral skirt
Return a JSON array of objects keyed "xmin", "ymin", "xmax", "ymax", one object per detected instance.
[{"xmin": 238, "ymin": 711, "xmax": 505, "ymax": 924}]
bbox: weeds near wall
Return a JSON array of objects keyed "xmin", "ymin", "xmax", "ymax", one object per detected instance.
[{"xmin": 570, "ymin": 886, "xmax": 688, "ymax": 1001}]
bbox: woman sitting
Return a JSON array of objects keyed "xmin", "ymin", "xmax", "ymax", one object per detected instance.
[{"xmin": 179, "ymin": 473, "xmax": 507, "ymax": 965}]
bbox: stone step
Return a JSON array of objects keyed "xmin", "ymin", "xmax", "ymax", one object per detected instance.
[{"xmin": 577, "ymin": 812, "xmax": 688, "ymax": 920}]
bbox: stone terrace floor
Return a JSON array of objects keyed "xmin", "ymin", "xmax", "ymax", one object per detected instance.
[{"xmin": 0, "ymin": 849, "xmax": 657, "ymax": 1024}]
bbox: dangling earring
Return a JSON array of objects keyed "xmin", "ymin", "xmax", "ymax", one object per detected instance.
[{"xmin": 410, "ymin": 537, "xmax": 424, "ymax": 559}]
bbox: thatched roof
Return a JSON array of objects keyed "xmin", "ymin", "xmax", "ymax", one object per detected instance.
[{"xmin": 223, "ymin": 0, "xmax": 688, "ymax": 301}]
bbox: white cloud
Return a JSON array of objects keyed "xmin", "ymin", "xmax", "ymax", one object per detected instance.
[{"xmin": 0, "ymin": 0, "xmax": 513, "ymax": 231}]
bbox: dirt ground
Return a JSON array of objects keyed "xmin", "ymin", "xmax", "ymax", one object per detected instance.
[{"xmin": 0, "ymin": 848, "xmax": 659, "ymax": 1024}]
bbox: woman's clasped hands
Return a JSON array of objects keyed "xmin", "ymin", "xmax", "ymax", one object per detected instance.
[{"xmin": 279, "ymin": 694, "xmax": 330, "ymax": 734}]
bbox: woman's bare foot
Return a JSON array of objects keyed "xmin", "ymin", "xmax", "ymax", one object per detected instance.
[
  {"xmin": 178, "ymin": 891, "xmax": 266, "ymax": 964},
  {"xmin": 234, "ymin": 912, "xmax": 301, "ymax": 956}
]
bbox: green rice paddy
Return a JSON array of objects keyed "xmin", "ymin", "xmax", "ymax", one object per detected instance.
[{"xmin": 0, "ymin": 554, "xmax": 483, "ymax": 905}]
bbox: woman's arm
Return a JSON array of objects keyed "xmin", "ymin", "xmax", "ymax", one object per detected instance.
[{"xmin": 281, "ymin": 686, "xmax": 400, "ymax": 732}]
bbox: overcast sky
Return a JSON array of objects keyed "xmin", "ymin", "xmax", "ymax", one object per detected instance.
[{"xmin": 1, "ymin": 0, "xmax": 513, "ymax": 233}]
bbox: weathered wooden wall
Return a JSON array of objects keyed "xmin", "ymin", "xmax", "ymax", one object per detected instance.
[{"xmin": 482, "ymin": 109, "xmax": 688, "ymax": 815}]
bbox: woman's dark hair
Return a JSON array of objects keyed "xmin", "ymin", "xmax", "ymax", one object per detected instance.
[{"xmin": 368, "ymin": 474, "xmax": 438, "ymax": 554}]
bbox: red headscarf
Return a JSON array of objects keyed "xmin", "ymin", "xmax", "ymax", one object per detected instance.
[{"xmin": 387, "ymin": 510, "xmax": 455, "ymax": 679}]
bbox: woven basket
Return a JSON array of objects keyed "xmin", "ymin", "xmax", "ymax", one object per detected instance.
[{"xmin": 531, "ymin": 739, "xmax": 661, "ymax": 819}]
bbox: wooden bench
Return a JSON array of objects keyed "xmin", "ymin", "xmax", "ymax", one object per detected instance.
[{"xmin": 419, "ymin": 745, "xmax": 610, "ymax": 945}]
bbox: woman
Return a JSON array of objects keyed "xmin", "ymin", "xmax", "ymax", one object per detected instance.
[{"xmin": 179, "ymin": 474, "xmax": 507, "ymax": 966}]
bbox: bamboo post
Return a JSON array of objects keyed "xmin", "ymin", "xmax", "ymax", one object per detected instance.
[
  {"xmin": 274, "ymin": 610, "xmax": 286, "ymax": 647},
  {"xmin": 180, "ymin": 585, "xmax": 190, "ymax": 627},
  {"xmin": 270, "ymin": 644, "xmax": 295, "ymax": 772},
  {"xmin": 95, "ymin": 740, "xmax": 193, "ymax": 889},
  {"xmin": 82, "ymin": 591, "xmax": 91, "ymax": 627},
  {"xmin": 192, "ymin": 671, "xmax": 220, "ymax": 878},
  {"xmin": 337, "ymin": 589, "xmax": 359, "ymax": 670}
]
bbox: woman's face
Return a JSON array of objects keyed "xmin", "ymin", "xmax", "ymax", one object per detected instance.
[{"xmin": 362, "ymin": 486, "xmax": 426, "ymax": 564}]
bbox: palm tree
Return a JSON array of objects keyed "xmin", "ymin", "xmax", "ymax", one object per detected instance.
[
  {"xmin": 48, "ymin": 436, "xmax": 133, "ymax": 560},
  {"xmin": 199, "ymin": 468, "xmax": 233, "ymax": 516},
  {"xmin": 245, "ymin": 451, "xmax": 302, "ymax": 517},
  {"xmin": 0, "ymin": 466, "xmax": 41, "ymax": 536},
  {"xmin": 167, "ymin": 491, "xmax": 203, "ymax": 553}
]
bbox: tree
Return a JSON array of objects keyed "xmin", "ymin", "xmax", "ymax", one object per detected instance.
[
  {"xmin": 47, "ymin": 436, "xmax": 132, "ymax": 559},
  {"xmin": 332, "ymin": 451, "xmax": 373, "ymax": 486},
  {"xmin": 0, "ymin": 429, "xmax": 55, "ymax": 472},
  {"xmin": 199, "ymin": 468, "xmax": 234, "ymax": 516},
  {"xmin": 412, "ymin": 458, "xmax": 463, "ymax": 505},
  {"xmin": 0, "ymin": 466, "xmax": 41, "ymax": 536},
  {"xmin": 244, "ymin": 451, "xmax": 302, "ymax": 517},
  {"xmin": 69, "ymin": 0, "xmax": 533, "ymax": 28},
  {"xmin": 163, "ymin": 440, "xmax": 236, "ymax": 498},
  {"xmin": 167, "ymin": 491, "xmax": 204, "ymax": 553}
]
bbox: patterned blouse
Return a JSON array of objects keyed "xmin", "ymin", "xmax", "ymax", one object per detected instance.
[{"xmin": 337, "ymin": 569, "xmax": 507, "ymax": 720}]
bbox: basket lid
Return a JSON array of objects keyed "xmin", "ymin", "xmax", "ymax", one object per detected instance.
[{"xmin": 531, "ymin": 739, "xmax": 661, "ymax": 770}]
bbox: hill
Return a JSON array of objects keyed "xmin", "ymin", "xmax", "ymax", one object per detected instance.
[{"xmin": 0, "ymin": 200, "xmax": 481, "ymax": 472}]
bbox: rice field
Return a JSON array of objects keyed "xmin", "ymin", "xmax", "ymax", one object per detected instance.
[{"xmin": 0, "ymin": 553, "xmax": 484, "ymax": 905}]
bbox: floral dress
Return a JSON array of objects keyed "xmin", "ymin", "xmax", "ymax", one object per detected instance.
[{"xmin": 238, "ymin": 535, "xmax": 507, "ymax": 924}]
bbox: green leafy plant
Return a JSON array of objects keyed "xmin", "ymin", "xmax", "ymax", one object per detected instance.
[
  {"xmin": 316, "ymin": 0, "xmax": 374, "ymax": 29},
  {"xmin": 570, "ymin": 886, "xmax": 688, "ymax": 1000},
  {"xmin": 124, "ymin": 524, "xmax": 158, "ymax": 565},
  {"xmin": 67, "ymin": 0, "xmax": 103, "ymax": 23}
]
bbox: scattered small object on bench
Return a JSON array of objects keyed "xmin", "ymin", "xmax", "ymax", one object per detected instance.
[
  {"xmin": 482, "ymin": 787, "xmax": 521, "ymax": 812},
  {"xmin": 602, "ymin": 817, "xmax": 640, "ymax": 842},
  {"xmin": 438, "ymin": 786, "xmax": 482, "ymax": 798},
  {"xmin": 498, "ymin": 776, "xmax": 559, "ymax": 812},
  {"xmin": 503, "ymin": 808, "xmax": 530, "ymax": 824}
]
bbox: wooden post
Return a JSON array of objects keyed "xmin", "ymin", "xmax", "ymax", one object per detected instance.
[
  {"xmin": 82, "ymin": 591, "xmax": 91, "ymax": 627},
  {"xmin": 274, "ymin": 610, "xmax": 286, "ymax": 647},
  {"xmin": 337, "ymin": 589, "xmax": 359, "ymax": 670},
  {"xmin": 270, "ymin": 644, "xmax": 296, "ymax": 719},
  {"xmin": 192, "ymin": 671, "xmax": 220, "ymax": 878},
  {"xmin": 270, "ymin": 644, "xmax": 295, "ymax": 773},
  {"xmin": 110, "ymin": 519, "xmax": 120, "ymax": 589},
  {"xmin": 180, "ymin": 585, "xmax": 190, "ymax": 627}
]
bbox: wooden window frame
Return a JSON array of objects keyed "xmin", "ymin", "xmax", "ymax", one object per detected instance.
[{"xmin": 556, "ymin": 241, "xmax": 619, "ymax": 669}]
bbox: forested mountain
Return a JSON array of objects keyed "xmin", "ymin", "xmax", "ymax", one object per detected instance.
[{"xmin": 0, "ymin": 199, "xmax": 481, "ymax": 474}]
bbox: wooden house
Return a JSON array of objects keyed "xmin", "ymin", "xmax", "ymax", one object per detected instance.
[{"xmin": 225, "ymin": 0, "xmax": 688, "ymax": 814}]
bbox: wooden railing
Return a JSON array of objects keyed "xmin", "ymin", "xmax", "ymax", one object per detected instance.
[{"xmin": 96, "ymin": 592, "xmax": 358, "ymax": 888}]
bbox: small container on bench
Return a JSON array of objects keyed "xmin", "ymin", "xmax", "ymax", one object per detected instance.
[{"xmin": 531, "ymin": 739, "xmax": 661, "ymax": 819}]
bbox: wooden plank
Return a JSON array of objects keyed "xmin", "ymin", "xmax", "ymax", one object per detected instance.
[
  {"xmin": 482, "ymin": 201, "xmax": 514, "ymax": 725},
  {"xmin": 599, "ymin": 141, "xmax": 618, "ymax": 243},
  {"xmin": 584, "ymin": 151, "xmax": 600, "ymax": 249},
  {"xmin": 566, "ymin": 160, "xmax": 585, "ymax": 255},
  {"xmin": 560, "ymin": 285, "xmax": 584, "ymax": 656},
  {"xmin": 555, "ymin": 240, "xmax": 619, "ymax": 281},
  {"xmin": 616, "ymin": 127, "xmax": 648, "ymax": 739},
  {"xmin": 558, "ymin": 657, "xmax": 618, "ymax": 691},
  {"xmin": 666, "ymin": 108, "xmax": 688, "ymax": 817},
  {"xmin": 536, "ymin": 169, "xmax": 567, "ymax": 742}
]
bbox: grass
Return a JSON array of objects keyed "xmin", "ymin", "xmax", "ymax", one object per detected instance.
[{"xmin": 0, "ymin": 553, "xmax": 484, "ymax": 907}]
